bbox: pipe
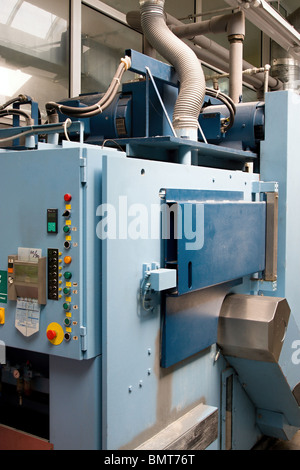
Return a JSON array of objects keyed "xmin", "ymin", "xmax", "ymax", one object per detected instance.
[
  {"xmin": 165, "ymin": 13, "xmax": 282, "ymax": 92},
  {"xmin": 170, "ymin": 11, "xmax": 246, "ymax": 102},
  {"xmin": 127, "ymin": 10, "xmax": 281, "ymax": 91},
  {"xmin": 139, "ymin": 0, "xmax": 205, "ymax": 142},
  {"xmin": 170, "ymin": 12, "xmax": 244, "ymax": 39}
]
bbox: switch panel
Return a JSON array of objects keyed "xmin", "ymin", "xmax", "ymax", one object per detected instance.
[
  {"xmin": 48, "ymin": 249, "xmax": 59, "ymax": 300},
  {"xmin": 47, "ymin": 209, "xmax": 58, "ymax": 234}
]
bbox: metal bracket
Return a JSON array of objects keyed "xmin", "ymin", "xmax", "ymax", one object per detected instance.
[
  {"xmin": 252, "ymin": 181, "xmax": 278, "ymax": 194},
  {"xmin": 252, "ymin": 181, "xmax": 279, "ymax": 283},
  {"xmin": 140, "ymin": 263, "xmax": 177, "ymax": 312}
]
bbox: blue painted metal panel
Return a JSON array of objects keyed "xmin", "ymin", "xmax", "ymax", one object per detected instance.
[
  {"xmin": 126, "ymin": 49, "xmax": 179, "ymax": 86},
  {"xmin": 161, "ymin": 281, "xmax": 239, "ymax": 369},
  {"xmin": 0, "ymin": 144, "xmax": 103, "ymax": 360},
  {"xmin": 116, "ymin": 135, "xmax": 257, "ymax": 161},
  {"xmin": 164, "ymin": 194, "xmax": 266, "ymax": 296},
  {"xmin": 176, "ymin": 201, "xmax": 266, "ymax": 294},
  {"xmin": 161, "ymin": 187, "xmax": 266, "ymax": 368}
]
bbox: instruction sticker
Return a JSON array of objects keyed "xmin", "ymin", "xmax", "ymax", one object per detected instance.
[{"xmin": 0, "ymin": 270, "xmax": 7, "ymax": 304}]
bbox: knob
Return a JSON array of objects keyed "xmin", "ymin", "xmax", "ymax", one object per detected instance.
[
  {"xmin": 63, "ymin": 210, "xmax": 70, "ymax": 217},
  {"xmin": 47, "ymin": 330, "xmax": 57, "ymax": 341}
]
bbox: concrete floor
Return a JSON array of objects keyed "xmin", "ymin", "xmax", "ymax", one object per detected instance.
[{"xmin": 253, "ymin": 431, "xmax": 300, "ymax": 450}]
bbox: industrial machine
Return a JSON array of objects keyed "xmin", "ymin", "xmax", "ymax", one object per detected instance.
[{"xmin": 0, "ymin": 0, "xmax": 300, "ymax": 451}]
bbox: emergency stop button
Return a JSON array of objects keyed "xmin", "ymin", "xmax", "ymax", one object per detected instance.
[
  {"xmin": 47, "ymin": 329, "xmax": 57, "ymax": 340},
  {"xmin": 47, "ymin": 322, "xmax": 64, "ymax": 345}
]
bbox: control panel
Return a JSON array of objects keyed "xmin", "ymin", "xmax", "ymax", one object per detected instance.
[{"xmin": 0, "ymin": 147, "xmax": 101, "ymax": 360}]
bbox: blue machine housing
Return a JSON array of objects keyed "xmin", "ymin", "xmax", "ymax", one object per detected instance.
[
  {"xmin": 57, "ymin": 51, "xmax": 265, "ymax": 155},
  {"xmin": 0, "ymin": 48, "xmax": 299, "ymax": 452}
]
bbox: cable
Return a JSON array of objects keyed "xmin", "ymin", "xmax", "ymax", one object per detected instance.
[
  {"xmin": 63, "ymin": 118, "xmax": 72, "ymax": 141},
  {"xmin": 45, "ymin": 56, "xmax": 131, "ymax": 119},
  {"xmin": 0, "ymin": 94, "xmax": 29, "ymax": 111},
  {"xmin": 203, "ymin": 87, "xmax": 236, "ymax": 131},
  {"xmin": 0, "ymin": 108, "xmax": 33, "ymax": 125},
  {"xmin": 0, "ymin": 120, "xmax": 72, "ymax": 144}
]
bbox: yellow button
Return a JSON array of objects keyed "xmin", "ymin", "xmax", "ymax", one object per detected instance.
[
  {"xmin": 64, "ymin": 256, "xmax": 72, "ymax": 264},
  {"xmin": 0, "ymin": 308, "xmax": 5, "ymax": 325}
]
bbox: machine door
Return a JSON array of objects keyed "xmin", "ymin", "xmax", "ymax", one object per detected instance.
[{"xmin": 0, "ymin": 146, "xmax": 100, "ymax": 360}]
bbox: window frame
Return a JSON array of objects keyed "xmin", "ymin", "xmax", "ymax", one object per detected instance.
[{"xmin": 70, "ymin": 0, "xmax": 135, "ymax": 96}]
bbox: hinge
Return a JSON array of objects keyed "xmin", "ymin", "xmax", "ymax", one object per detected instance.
[
  {"xmin": 80, "ymin": 157, "xmax": 87, "ymax": 184},
  {"xmin": 80, "ymin": 326, "xmax": 87, "ymax": 352},
  {"xmin": 0, "ymin": 340, "xmax": 6, "ymax": 364}
]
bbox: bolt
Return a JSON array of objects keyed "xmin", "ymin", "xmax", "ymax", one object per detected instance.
[
  {"xmin": 148, "ymin": 348, "xmax": 151, "ymax": 356},
  {"xmin": 147, "ymin": 368, "xmax": 151, "ymax": 376},
  {"xmin": 128, "ymin": 386, "xmax": 132, "ymax": 393}
]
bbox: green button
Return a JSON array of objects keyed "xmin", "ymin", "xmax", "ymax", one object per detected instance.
[
  {"xmin": 64, "ymin": 272, "xmax": 72, "ymax": 280},
  {"xmin": 48, "ymin": 222, "xmax": 57, "ymax": 232},
  {"xmin": 63, "ymin": 225, "xmax": 70, "ymax": 233},
  {"xmin": 63, "ymin": 303, "xmax": 70, "ymax": 310},
  {"xmin": 63, "ymin": 287, "xmax": 70, "ymax": 295},
  {"xmin": 64, "ymin": 317, "xmax": 71, "ymax": 326}
]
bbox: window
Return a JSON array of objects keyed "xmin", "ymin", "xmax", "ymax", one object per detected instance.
[
  {"xmin": 0, "ymin": 0, "xmax": 69, "ymax": 121},
  {"xmin": 81, "ymin": 4, "xmax": 142, "ymax": 94}
]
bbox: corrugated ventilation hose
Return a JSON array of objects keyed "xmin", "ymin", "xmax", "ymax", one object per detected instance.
[{"xmin": 140, "ymin": 0, "xmax": 205, "ymax": 140}]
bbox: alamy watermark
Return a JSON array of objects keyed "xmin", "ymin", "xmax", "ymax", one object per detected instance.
[
  {"xmin": 96, "ymin": 196, "xmax": 204, "ymax": 251},
  {"xmin": 292, "ymin": 340, "xmax": 300, "ymax": 365}
]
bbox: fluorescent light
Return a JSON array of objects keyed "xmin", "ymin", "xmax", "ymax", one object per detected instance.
[
  {"xmin": 0, "ymin": 66, "xmax": 31, "ymax": 97},
  {"xmin": 224, "ymin": 0, "xmax": 300, "ymax": 59}
]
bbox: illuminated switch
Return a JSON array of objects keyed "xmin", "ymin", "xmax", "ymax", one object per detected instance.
[
  {"xmin": 63, "ymin": 287, "xmax": 71, "ymax": 295},
  {"xmin": 63, "ymin": 302, "xmax": 70, "ymax": 310},
  {"xmin": 64, "ymin": 317, "xmax": 72, "ymax": 327},
  {"xmin": 64, "ymin": 272, "xmax": 72, "ymax": 280},
  {"xmin": 63, "ymin": 225, "xmax": 70, "ymax": 234},
  {"xmin": 0, "ymin": 308, "xmax": 5, "ymax": 325},
  {"xmin": 64, "ymin": 256, "xmax": 72, "ymax": 265},
  {"xmin": 64, "ymin": 194, "xmax": 72, "ymax": 202}
]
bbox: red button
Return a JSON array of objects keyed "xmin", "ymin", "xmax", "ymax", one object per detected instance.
[
  {"xmin": 47, "ymin": 329, "xmax": 57, "ymax": 341},
  {"xmin": 64, "ymin": 193, "xmax": 72, "ymax": 202}
]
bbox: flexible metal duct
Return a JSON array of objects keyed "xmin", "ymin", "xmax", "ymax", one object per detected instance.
[{"xmin": 139, "ymin": 0, "xmax": 205, "ymax": 140}]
